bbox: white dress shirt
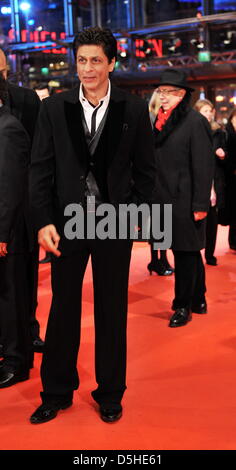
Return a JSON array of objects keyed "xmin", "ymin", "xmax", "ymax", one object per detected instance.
[{"xmin": 79, "ymin": 80, "xmax": 111, "ymax": 134}]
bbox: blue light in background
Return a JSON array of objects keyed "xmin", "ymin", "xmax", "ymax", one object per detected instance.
[
  {"xmin": 19, "ymin": 2, "xmax": 31, "ymax": 12},
  {"xmin": 28, "ymin": 19, "xmax": 35, "ymax": 26}
]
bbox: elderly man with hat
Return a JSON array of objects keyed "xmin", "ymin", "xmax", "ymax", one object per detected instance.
[{"xmin": 153, "ymin": 68, "xmax": 214, "ymax": 327}]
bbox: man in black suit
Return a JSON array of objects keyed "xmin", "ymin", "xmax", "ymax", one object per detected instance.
[
  {"xmin": 0, "ymin": 48, "xmax": 44, "ymax": 354},
  {"xmin": 153, "ymin": 69, "xmax": 214, "ymax": 328},
  {"xmin": 30, "ymin": 27, "xmax": 156, "ymax": 424},
  {"xmin": 0, "ymin": 74, "xmax": 31, "ymax": 386}
]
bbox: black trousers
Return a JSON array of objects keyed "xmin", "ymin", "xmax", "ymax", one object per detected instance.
[
  {"xmin": 41, "ymin": 238, "xmax": 133, "ymax": 407},
  {"xmin": 229, "ymin": 223, "xmax": 236, "ymax": 249},
  {"xmin": 27, "ymin": 242, "xmax": 40, "ymax": 339},
  {"xmin": 172, "ymin": 250, "xmax": 206, "ymax": 309},
  {"xmin": 205, "ymin": 206, "xmax": 218, "ymax": 261},
  {"xmin": 0, "ymin": 254, "xmax": 32, "ymax": 371}
]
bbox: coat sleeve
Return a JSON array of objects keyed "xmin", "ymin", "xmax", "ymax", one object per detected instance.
[
  {"xmin": 131, "ymin": 102, "xmax": 157, "ymax": 205},
  {"xmin": 29, "ymin": 100, "xmax": 55, "ymax": 232},
  {"xmin": 190, "ymin": 115, "xmax": 214, "ymax": 212},
  {"xmin": 0, "ymin": 125, "xmax": 29, "ymax": 242}
]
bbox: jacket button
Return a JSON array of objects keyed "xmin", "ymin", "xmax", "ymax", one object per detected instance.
[
  {"xmin": 80, "ymin": 175, "xmax": 85, "ymax": 180},
  {"xmin": 90, "ymin": 162, "xmax": 94, "ymax": 167}
]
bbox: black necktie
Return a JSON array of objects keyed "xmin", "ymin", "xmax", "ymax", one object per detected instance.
[{"xmin": 90, "ymin": 101, "xmax": 103, "ymax": 138}]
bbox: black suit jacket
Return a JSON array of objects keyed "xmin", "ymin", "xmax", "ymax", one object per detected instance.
[
  {"xmin": 7, "ymin": 82, "xmax": 40, "ymax": 146},
  {"xmin": 0, "ymin": 106, "xmax": 30, "ymax": 253},
  {"xmin": 30, "ymin": 84, "xmax": 156, "ymax": 254}
]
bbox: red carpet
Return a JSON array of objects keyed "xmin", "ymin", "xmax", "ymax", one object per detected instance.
[{"xmin": 0, "ymin": 226, "xmax": 236, "ymax": 450}]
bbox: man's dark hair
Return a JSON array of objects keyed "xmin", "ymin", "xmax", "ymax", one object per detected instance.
[
  {"xmin": 73, "ymin": 27, "xmax": 117, "ymax": 63},
  {"xmin": 0, "ymin": 71, "xmax": 8, "ymax": 104},
  {"xmin": 33, "ymin": 82, "xmax": 49, "ymax": 91}
]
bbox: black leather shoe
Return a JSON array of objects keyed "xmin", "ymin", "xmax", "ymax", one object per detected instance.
[
  {"xmin": 191, "ymin": 302, "xmax": 207, "ymax": 314},
  {"xmin": 147, "ymin": 261, "xmax": 173, "ymax": 276},
  {"xmin": 206, "ymin": 257, "xmax": 217, "ymax": 266},
  {"xmin": 32, "ymin": 337, "xmax": 44, "ymax": 353},
  {"xmin": 0, "ymin": 366, "xmax": 29, "ymax": 388},
  {"xmin": 169, "ymin": 308, "xmax": 192, "ymax": 328},
  {"xmin": 99, "ymin": 406, "xmax": 122, "ymax": 423},
  {"xmin": 30, "ymin": 401, "xmax": 72, "ymax": 424}
]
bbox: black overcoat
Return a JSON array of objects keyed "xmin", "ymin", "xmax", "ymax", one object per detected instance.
[
  {"xmin": 154, "ymin": 96, "xmax": 214, "ymax": 251},
  {"xmin": 30, "ymin": 85, "xmax": 156, "ymax": 254},
  {"xmin": 7, "ymin": 83, "xmax": 40, "ymax": 145},
  {"xmin": 0, "ymin": 106, "xmax": 30, "ymax": 253}
]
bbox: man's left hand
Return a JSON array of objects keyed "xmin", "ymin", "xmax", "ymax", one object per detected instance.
[
  {"xmin": 0, "ymin": 242, "xmax": 8, "ymax": 257},
  {"xmin": 194, "ymin": 211, "xmax": 207, "ymax": 221}
]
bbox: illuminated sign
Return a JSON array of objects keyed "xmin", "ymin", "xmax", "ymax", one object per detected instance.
[
  {"xmin": 8, "ymin": 29, "xmax": 67, "ymax": 54},
  {"xmin": 7, "ymin": 30, "xmax": 163, "ymax": 58}
]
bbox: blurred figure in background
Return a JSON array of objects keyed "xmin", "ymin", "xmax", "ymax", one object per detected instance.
[
  {"xmin": 194, "ymin": 99, "xmax": 227, "ymax": 266},
  {"xmin": 147, "ymin": 90, "xmax": 174, "ymax": 276},
  {"xmin": 225, "ymin": 109, "xmax": 236, "ymax": 251},
  {"xmin": 33, "ymin": 83, "xmax": 51, "ymax": 265},
  {"xmin": 0, "ymin": 48, "xmax": 44, "ymax": 356},
  {"xmin": 0, "ymin": 73, "xmax": 31, "ymax": 387},
  {"xmin": 153, "ymin": 69, "xmax": 213, "ymax": 328}
]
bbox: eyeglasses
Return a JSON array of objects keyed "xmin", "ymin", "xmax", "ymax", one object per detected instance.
[{"xmin": 156, "ymin": 88, "xmax": 180, "ymax": 96}]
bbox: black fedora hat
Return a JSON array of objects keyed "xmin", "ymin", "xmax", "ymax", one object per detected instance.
[{"xmin": 159, "ymin": 68, "xmax": 195, "ymax": 92}]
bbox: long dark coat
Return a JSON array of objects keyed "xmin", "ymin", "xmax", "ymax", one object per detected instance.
[
  {"xmin": 0, "ymin": 106, "xmax": 30, "ymax": 253},
  {"xmin": 154, "ymin": 95, "xmax": 214, "ymax": 251},
  {"xmin": 7, "ymin": 83, "xmax": 40, "ymax": 145},
  {"xmin": 30, "ymin": 85, "xmax": 157, "ymax": 254}
]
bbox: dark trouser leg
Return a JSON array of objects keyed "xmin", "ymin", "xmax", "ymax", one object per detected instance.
[
  {"xmin": 41, "ymin": 245, "xmax": 89, "ymax": 403},
  {"xmin": 205, "ymin": 206, "xmax": 218, "ymax": 261},
  {"xmin": 149, "ymin": 242, "xmax": 157, "ymax": 263},
  {"xmin": 28, "ymin": 242, "xmax": 40, "ymax": 339},
  {"xmin": 91, "ymin": 239, "xmax": 133, "ymax": 407},
  {"xmin": 172, "ymin": 251, "xmax": 206, "ymax": 310},
  {"xmin": 229, "ymin": 223, "xmax": 236, "ymax": 249},
  {"xmin": 0, "ymin": 254, "xmax": 31, "ymax": 371}
]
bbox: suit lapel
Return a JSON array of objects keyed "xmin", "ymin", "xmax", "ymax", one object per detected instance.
[
  {"xmin": 64, "ymin": 87, "xmax": 89, "ymax": 172},
  {"xmin": 104, "ymin": 86, "xmax": 126, "ymax": 167},
  {"xmin": 64, "ymin": 84, "xmax": 126, "ymax": 169}
]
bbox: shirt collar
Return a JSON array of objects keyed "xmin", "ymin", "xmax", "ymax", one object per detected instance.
[{"xmin": 79, "ymin": 80, "xmax": 111, "ymax": 109}]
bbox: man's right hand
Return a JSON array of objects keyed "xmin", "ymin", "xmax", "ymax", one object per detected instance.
[{"xmin": 38, "ymin": 224, "xmax": 61, "ymax": 257}]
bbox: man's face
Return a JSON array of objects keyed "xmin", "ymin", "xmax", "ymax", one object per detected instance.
[
  {"xmin": 76, "ymin": 44, "xmax": 115, "ymax": 95},
  {"xmin": 35, "ymin": 88, "xmax": 50, "ymax": 101},
  {"xmin": 0, "ymin": 50, "xmax": 7, "ymax": 79},
  {"xmin": 157, "ymin": 85, "xmax": 186, "ymax": 111}
]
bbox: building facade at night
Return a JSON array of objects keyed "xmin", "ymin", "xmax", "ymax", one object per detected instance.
[{"xmin": 0, "ymin": 1, "xmax": 235, "ymax": 119}]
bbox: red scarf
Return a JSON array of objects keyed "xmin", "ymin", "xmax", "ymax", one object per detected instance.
[{"xmin": 155, "ymin": 103, "xmax": 178, "ymax": 131}]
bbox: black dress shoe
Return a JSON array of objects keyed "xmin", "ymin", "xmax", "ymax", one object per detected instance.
[
  {"xmin": 30, "ymin": 401, "xmax": 73, "ymax": 424},
  {"xmin": 99, "ymin": 406, "xmax": 122, "ymax": 423},
  {"xmin": 32, "ymin": 337, "xmax": 44, "ymax": 353},
  {"xmin": 169, "ymin": 308, "xmax": 192, "ymax": 328},
  {"xmin": 0, "ymin": 366, "xmax": 29, "ymax": 388},
  {"xmin": 206, "ymin": 257, "xmax": 217, "ymax": 266},
  {"xmin": 191, "ymin": 302, "xmax": 207, "ymax": 314},
  {"xmin": 147, "ymin": 261, "xmax": 174, "ymax": 276}
]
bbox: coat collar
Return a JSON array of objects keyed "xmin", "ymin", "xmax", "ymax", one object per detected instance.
[
  {"xmin": 64, "ymin": 83, "xmax": 126, "ymax": 170},
  {"xmin": 154, "ymin": 93, "xmax": 191, "ymax": 145}
]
